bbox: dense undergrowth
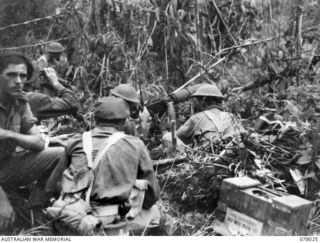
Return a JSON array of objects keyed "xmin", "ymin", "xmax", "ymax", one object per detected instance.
[{"xmin": 1, "ymin": 0, "xmax": 320, "ymax": 236}]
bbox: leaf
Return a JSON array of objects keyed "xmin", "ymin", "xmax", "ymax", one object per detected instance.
[
  {"xmin": 171, "ymin": 0, "xmax": 178, "ymax": 16},
  {"xmin": 302, "ymin": 171, "xmax": 316, "ymax": 180},
  {"xmin": 169, "ymin": 3, "xmax": 175, "ymax": 18},
  {"xmin": 154, "ymin": 7, "xmax": 160, "ymax": 22},
  {"xmin": 290, "ymin": 168, "xmax": 305, "ymax": 195},
  {"xmin": 284, "ymin": 100, "xmax": 301, "ymax": 118},
  {"xmin": 296, "ymin": 147, "xmax": 313, "ymax": 165},
  {"xmin": 186, "ymin": 32, "xmax": 197, "ymax": 48},
  {"xmin": 268, "ymin": 62, "xmax": 283, "ymax": 76},
  {"xmin": 315, "ymin": 157, "xmax": 320, "ymax": 169}
]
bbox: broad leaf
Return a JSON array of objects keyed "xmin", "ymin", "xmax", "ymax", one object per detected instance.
[{"xmin": 296, "ymin": 147, "xmax": 313, "ymax": 165}]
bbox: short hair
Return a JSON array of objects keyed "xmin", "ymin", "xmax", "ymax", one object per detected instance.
[{"xmin": 0, "ymin": 52, "xmax": 34, "ymax": 79}]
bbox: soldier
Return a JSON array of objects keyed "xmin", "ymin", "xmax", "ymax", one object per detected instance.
[
  {"xmin": 48, "ymin": 96, "xmax": 160, "ymax": 234},
  {"xmin": 0, "ymin": 52, "xmax": 67, "ymax": 230},
  {"xmin": 110, "ymin": 84, "xmax": 141, "ymax": 136},
  {"xmin": 163, "ymin": 84, "xmax": 245, "ymax": 150},
  {"xmin": 24, "ymin": 67, "xmax": 79, "ymax": 122},
  {"xmin": 36, "ymin": 41, "xmax": 69, "ymax": 78}
]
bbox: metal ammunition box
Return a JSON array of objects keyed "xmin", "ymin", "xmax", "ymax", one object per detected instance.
[{"xmin": 213, "ymin": 177, "xmax": 313, "ymax": 236}]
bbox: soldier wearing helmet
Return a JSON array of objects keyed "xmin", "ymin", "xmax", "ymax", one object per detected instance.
[
  {"xmin": 36, "ymin": 42, "xmax": 69, "ymax": 78},
  {"xmin": 110, "ymin": 84, "xmax": 141, "ymax": 136},
  {"xmin": 164, "ymin": 83, "xmax": 245, "ymax": 150},
  {"xmin": 26, "ymin": 42, "xmax": 78, "ymax": 134}
]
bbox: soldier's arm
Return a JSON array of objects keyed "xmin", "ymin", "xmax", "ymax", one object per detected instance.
[
  {"xmin": 37, "ymin": 68, "xmax": 79, "ymax": 118},
  {"xmin": 176, "ymin": 116, "xmax": 196, "ymax": 144},
  {"xmin": 138, "ymin": 142, "xmax": 160, "ymax": 209},
  {"xmin": 2, "ymin": 125, "xmax": 44, "ymax": 152},
  {"xmin": 0, "ymin": 103, "xmax": 44, "ymax": 151}
]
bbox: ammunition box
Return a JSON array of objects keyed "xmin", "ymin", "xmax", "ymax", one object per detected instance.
[{"xmin": 214, "ymin": 177, "xmax": 313, "ymax": 236}]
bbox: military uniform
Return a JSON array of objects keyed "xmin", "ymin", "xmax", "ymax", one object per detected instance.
[
  {"xmin": 110, "ymin": 84, "xmax": 141, "ymax": 137},
  {"xmin": 0, "ymin": 95, "xmax": 67, "ymax": 194},
  {"xmin": 177, "ymin": 105, "xmax": 245, "ymax": 148},
  {"xmin": 163, "ymin": 84, "xmax": 245, "ymax": 151},
  {"xmin": 26, "ymin": 87, "xmax": 79, "ymax": 120},
  {"xmin": 49, "ymin": 97, "xmax": 160, "ymax": 234},
  {"xmin": 65, "ymin": 126, "xmax": 159, "ymax": 208}
]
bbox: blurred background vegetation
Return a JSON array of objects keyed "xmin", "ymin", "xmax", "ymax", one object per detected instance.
[{"xmin": 0, "ymin": 0, "xmax": 318, "ymax": 97}]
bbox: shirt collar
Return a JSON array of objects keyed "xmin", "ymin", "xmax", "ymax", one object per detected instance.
[
  {"xmin": 93, "ymin": 126, "xmax": 122, "ymax": 135},
  {"xmin": 0, "ymin": 93, "xmax": 28, "ymax": 110}
]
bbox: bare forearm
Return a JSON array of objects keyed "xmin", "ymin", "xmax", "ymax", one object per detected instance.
[{"xmin": 6, "ymin": 131, "xmax": 45, "ymax": 151}]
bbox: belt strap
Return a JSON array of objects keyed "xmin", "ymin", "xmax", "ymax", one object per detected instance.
[{"xmin": 82, "ymin": 131, "xmax": 127, "ymax": 204}]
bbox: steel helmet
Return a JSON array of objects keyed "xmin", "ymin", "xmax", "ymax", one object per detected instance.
[
  {"xmin": 111, "ymin": 84, "xmax": 139, "ymax": 103},
  {"xmin": 192, "ymin": 84, "xmax": 224, "ymax": 98},
  {"xmin": 47, "ymin": 42, "xmax": 65, "ymax": 53}
]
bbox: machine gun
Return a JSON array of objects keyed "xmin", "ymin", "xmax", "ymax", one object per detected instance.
[{"xmin": 144, "ymin": 84, "xmax": 203, "ymax": 148}]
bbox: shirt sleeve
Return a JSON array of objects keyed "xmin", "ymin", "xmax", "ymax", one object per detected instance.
[
  {"xmin": 36, "ymin": 87, "xmax": 79, "ymax": 119},
  {"xmin": 21, "ymin": 103, "xmax": 38, "ymax": 133},
  {"xmin": 138, "ymin": 142, "xmax": 160, "ymax": 209},
  {"xmin": 177, "ymin": 116, "xmax": 196, "ymax": 144}
]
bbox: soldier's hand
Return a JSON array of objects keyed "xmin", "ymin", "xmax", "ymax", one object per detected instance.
[
  {"xmin": 49, "ymin": 134, "xmax": 70, "ymax": 147},
  {"xmin": 0, "ymin": 128, "xmax": 10, "ymax": 140},
  {"xmin": 0, "ymin": 187, "xmax": 15, "ymax": 230},
  {"xmin": 43, "ymin": 67, "xmax": 60, "ymax": 87}
]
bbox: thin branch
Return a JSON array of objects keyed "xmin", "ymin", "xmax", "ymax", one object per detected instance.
[
  {"xmin": 0, "ymin": 37, "xmax": 70, "ymax": 51},
  {"xmin": 173, "ymin": 57, "xmax": 226, "ymax": 93},
  {"xmin": 211, "ymin": 0, "xmax": 237, "ymax": 46},
  {"xmin": 0, "ymin": 14, "xmax": 64, "ymax": 32},
  {"xmin": 215, "ymin": 35, "xmax": 280, "ymax": 57},
  {"xmin": 295, "ymin": 0, "xmax": 303, "ymax": 86}
]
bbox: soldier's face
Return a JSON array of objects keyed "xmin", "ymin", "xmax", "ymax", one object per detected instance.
[
  {"xmin": 193, "ymin": 97, "xmax": 204, "ymax": 112},
  {"xmin": 0, "ymin": 64, "xmax": 27, "ymax": 98},
  {"xmin": 49, "ymin": 52, "xmax": 61, "ymax": 61}
]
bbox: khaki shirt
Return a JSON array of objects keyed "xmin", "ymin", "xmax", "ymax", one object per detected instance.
[
  {"xmin": 65, "ymin": 126, "xmax": 159, "ymax": 209},
  {"xmin": 177, "ymin": 107, "xmax": 245, "ymax": 147},
  {"xmin": 26, "ymin": 87, "xmax": 79, "ymax": 120},
  {"xmin": 0, "ymin": 96, "xmax": 37, "ymax": 160}
]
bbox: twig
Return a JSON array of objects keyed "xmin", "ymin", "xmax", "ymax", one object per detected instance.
[
  {"xmin": 0, "ymin": 37, "xmax": 70, "ymax": 51},
  {"xmin": 211, "ymin": 0, "xmax": 246, "ymax": 61},
  {"xmin": 98, "ymin": 54, "xmax": 106, "ymax": 98},
  {"xmin": 224, "ymin": 66, "xmax": 241, "ymax": 85},
  {"xmin": 295, "ymin": 0, "xmax": 303, "ymax": 86},
  {"xmin": 160, "ymin": 157, "xmax": 177, "ymax": 195},
  {"xmin": 216, "ymin": 36, "xmax": 280, "ymax": 57},
  {"xmin": 153, "ymin": 155, "xmax": 187, "ymax": 167},
  {"xmin": 128, "ymin": 20, "xmax": 158, "ymax": 82},
  {"xmin": 195, "ymin": 0, "xmax": 201, "ymax": 61},
  {"xmin": 136, "ymin": 20, "xmax": 157, "ymax": 65},
  {"xmin": 173, "ymin": 57, "xmax": 226, "ymax": 93},
  {"xmin": 164, "ymin": 23, "xmax": 169, "ymax": 90},
  {"xmin": 211, "ymin": 0, "xmax": 237, "ymax": 47},
  {"xmin": 0, "ymin": 14, "xmax": 64, "ymax": 32},
  {"xmin": 305, "ymin": 40, "xmax": 318, "ymax": 77},
  {"xmin": 45, "ymin": 19, "xmax": 56, "ymax": 42},
  {"xmin": 227, "ymin": 0, "xmax": 235, "ymax": 24}
]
